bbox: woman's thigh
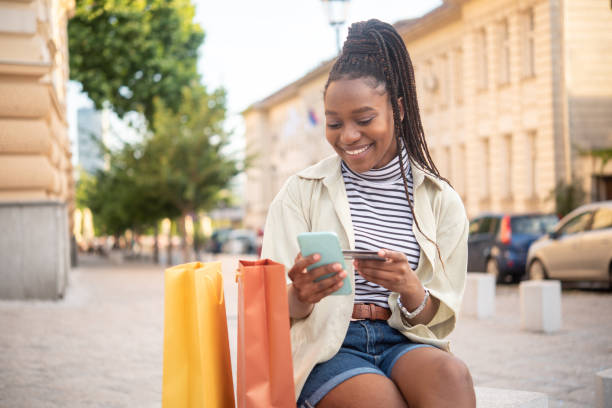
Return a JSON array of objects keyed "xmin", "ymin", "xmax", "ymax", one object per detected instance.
[
  {"xmin": 390, "ymin": 347, "xmax": 476, "ymax": 408},
  {"xmin": 317, "ymin": 373, "xmax": 407, "ymax": 408}
]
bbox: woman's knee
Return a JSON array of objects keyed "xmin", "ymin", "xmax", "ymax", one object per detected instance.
[{"xmin": 433, "ymin": 355, "xmax": 474, "ymax": 390}]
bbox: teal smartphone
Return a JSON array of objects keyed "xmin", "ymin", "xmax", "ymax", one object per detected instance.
[{"xmin": 297, "ymin": 232, "xmax": 352, "ymax": 295}]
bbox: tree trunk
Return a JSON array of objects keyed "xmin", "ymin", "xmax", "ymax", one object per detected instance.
[
  {"xmin": 153, "ymin": 222, "xmax": 159, "ymax": 264},
  {"xmin": 166, "ymin": 220, "xmax": 173, "ymax": 267},
  {"xmin": 179, "ymin": 214, "xmax": 189, "ymax": 263},
  {"xmin": 192, "ymin": 212, "xmax": 200, "ymax": 261}
]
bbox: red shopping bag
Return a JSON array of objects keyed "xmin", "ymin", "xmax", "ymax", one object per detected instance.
[{"xmin": 236, "ymin": 259, "xmax": 296, "ymax": 408}]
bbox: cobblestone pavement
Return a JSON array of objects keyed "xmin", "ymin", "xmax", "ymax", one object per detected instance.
[{"xmin": 1, "ymin": 254, "xmax": 610, "ymax": 407}]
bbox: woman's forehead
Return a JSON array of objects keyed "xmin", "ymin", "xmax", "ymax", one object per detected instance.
[{"xmin": 325, "ymin": 78, "xmax": 388, "ymax": 111}]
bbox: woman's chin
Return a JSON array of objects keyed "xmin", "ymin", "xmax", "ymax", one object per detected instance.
[{"xmin": 342, "ymin": 157, "xmax": 373, "ymax": 174}]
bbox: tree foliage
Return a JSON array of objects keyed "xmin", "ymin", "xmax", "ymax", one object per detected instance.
[
  {"xmin": 549, "ymin": 178, "xmax": 586, "ymax": 218},
  {"xmin": 68, "ymin": 0, "xmax": 204, "ymax": 124},
  {"xmin": 70, "ymin": 0, "xmax": 242, "ymax": 252},
  {"xmin": 149, "ymin": 85, "xmax": 239, "ymax": 217}
]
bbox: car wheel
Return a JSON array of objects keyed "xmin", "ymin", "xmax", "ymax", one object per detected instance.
[
  {"xmin": 529, "ymin": 259, "xmax": 547, "ymax": 281},
  {"xmin": 486, "ymin": 258, "xmax": 502, "ymax": 283}
]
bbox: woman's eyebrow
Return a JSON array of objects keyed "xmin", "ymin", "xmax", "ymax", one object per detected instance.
[
  {"xmin": 351, "ymin": 106, "xmax": 376, "ymax": 114},
  {"xmin": 325, "ymin": 106, "xmax": 376, "ymax": 115}
]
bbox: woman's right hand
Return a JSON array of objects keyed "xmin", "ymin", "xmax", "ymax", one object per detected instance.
[{"xmin": 287, "ymin": 253, "xmax": 347, "ymax": 317}]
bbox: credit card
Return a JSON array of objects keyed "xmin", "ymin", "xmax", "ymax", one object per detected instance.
[{"xmin": 342, "ymin": 250, "xmax": 386, "ymax": 261}]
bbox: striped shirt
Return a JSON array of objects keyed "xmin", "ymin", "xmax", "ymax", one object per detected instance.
[{"xmin": 341, "ymin": 148, "xmax": 420, "ymax": 309}]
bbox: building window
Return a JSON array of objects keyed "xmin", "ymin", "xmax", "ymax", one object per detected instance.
[
  {"xmin": 443, "ymin": 145, "xmax": 452, "ymax": 181},
  {"xmin": 454, "ymin": 47, "xmax": 464, "ymax": 104},
  {"xmin": 422, "ymin": 59, "xmax": 436, "ymax": 112},
  {"xmin": 458, "ymin": 143, "xmax": 467, "ymax": 197},
  {"xmin": 503, "ymin": 134, "xmax": 513, "ymax": 197},
  {"xmin": 522, "ymin": 8, "xmax": 535, "ymax": 78},
  {"xmin": 498, "ymin": 19, "xmax": 510, "ymax": 85},
  {"xmin": 525, "ymin": 131, "xmax": 538, "ymax": 197},
  {"xmin": 440, "ymin": 54, "xmax": 451, "ymax": 108},
  {"xmin": 481, "ymin": 138, "xmax": 490, "ymax": 198},
  {"xmin": 476, "ymin": 28, "xmax": 488, "ymax": 91}
]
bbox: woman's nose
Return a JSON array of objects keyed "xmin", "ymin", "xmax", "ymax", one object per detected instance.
[{"xmin": 340, "ymin": 125, "xmax": 360, "ymax": 144}]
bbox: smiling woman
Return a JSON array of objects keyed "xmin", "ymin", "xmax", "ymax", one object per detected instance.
[{"xmin": 261, "ymin": 19, "xmax": 474, "ymax": 408}]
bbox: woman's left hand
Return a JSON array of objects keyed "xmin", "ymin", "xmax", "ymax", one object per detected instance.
[{"xmin": 354, "ymin": 249, "xmax": 422, "ymax": 296}]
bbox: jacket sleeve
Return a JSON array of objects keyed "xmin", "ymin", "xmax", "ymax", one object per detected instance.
[{"xmin": 260, "ymin": 176, "xmax": 310, "ymax": 282}]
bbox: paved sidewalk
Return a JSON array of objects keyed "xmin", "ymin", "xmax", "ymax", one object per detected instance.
[{"xmin": 0, "ymin": 254, "xmax": 610, "ymax": 407}]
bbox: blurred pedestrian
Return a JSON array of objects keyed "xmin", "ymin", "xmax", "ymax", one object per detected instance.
[{"xmin": 261, "ymin": 19, "xmax": 474, "ymax": 407}]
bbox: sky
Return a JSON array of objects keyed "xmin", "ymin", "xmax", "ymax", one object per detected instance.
[{"xmin": 68, "ymin": 0, "xmax": 442, "ymax": 163}]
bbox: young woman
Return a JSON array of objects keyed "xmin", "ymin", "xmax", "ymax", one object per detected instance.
[{"xmin": 261, "ymin": 19, "xmax": 475, "ymax": 408}]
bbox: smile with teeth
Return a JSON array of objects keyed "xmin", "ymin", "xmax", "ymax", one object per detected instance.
[{"xmin": 344, "ymin": 144, "xmax": 373, "ymax": 156}]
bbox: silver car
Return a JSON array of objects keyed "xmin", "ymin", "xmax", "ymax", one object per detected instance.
[{"xmin": 526, "ymin": 201, "xmax": 612, "ymax": 287}]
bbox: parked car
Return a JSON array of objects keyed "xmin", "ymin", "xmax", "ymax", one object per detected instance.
[
  {"xmin": 221, "ymin": 229, "xmax": 258, "ymax": 255},
  {"xmin": 468, "ymin": 213, "xmax": 559, "ymax": 283},
  {"xmin": 206, "ymin": 228, "xmax": 232, "ymax": 254},
  {"xmin": 526, "ymin": 201, "xmax": 612, "ymax": 287}
]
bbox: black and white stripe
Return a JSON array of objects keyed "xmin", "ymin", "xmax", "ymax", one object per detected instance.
[{"xmin": 342, "ymin": 149, "xmax": 420, "ymax": 309}]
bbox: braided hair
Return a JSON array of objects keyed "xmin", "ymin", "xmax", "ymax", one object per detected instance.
[{"xmin": 324, "ymin": 19, "xmax": 448, "ymax": 266}]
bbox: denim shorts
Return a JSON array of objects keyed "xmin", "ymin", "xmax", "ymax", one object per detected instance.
[{"xmin": 297, "ymin": 319, "xmax": 434, "ymax": 407}]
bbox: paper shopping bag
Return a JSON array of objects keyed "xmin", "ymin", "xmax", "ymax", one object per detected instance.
[
  {"xmin": 163, "ymin": 261, "xmax": 235, "ymax": 408},
  {"xmin": 236, "ymin": 259, "xmax": 295, "ymax": 408}
]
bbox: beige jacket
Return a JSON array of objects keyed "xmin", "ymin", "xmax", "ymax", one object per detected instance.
[{"xmin": 261, "ymin": 154, "xmax": 469, "ymax": 399}]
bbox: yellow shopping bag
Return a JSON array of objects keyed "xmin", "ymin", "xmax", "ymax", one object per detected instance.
[{"xmin": 162, "ymin": 261, "xmax": 235, "ymax": 408}]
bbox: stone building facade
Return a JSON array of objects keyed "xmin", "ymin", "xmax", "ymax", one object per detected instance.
[
  {"xmin": 243, "ymin": 0, "xmax": 612, "ymax": 230},
  {"xmin": 0, "ymin": 0, "xmax": 75, "ymax": 299}
]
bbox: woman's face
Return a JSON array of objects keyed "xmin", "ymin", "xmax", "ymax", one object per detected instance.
[{"xmin": 324, "ymin": 77, "xmax": 398, "ymax": 174}]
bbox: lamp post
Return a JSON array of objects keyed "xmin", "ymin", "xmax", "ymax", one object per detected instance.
[{"xmin": 321, "ymin": 0, "xmax": 350, "ymax": 54}]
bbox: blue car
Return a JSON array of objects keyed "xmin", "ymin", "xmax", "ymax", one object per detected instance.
[{"xmin": 467, "ymin": 213, "xmax": 559, "ymax": 283}]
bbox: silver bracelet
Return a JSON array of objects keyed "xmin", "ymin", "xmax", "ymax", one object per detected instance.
[{"xmin": 397, "ymin": 288, "xmax": 430, "ymax": 320}]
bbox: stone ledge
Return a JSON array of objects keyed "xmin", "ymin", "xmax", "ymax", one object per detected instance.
[{"xmin": 475, "ymin": 386, "xmax": 548, "ymax": 407}]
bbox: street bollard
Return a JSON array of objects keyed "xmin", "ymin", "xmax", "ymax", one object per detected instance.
[
  {"xmin": 596, "ymin": 368, "xmax": 612, "ymax": 408},
  {"xmin": 463, "ymin": 273, "xmax": 495, "ymax": 319},
  {"xmin": 519, "ymin": 280, "xmax": 562, "ymax": 333}
]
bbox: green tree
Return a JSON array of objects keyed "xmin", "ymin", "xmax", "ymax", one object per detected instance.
[
  {"xmin": 68, "ymin": 0, "xmax": 204, "ymax": 124},
  {"xmin": 149, "ymin": 84, "xmax": 240, "ymax": 259},
  {"xmin": 549, "ymin": 177, "xmax": 586, "ymax": 218}
]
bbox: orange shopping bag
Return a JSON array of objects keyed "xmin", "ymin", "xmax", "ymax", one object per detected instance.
[
  {"xmin": 236, "ymin": 259, "xmax": 296, "ymax": 408},
  {"xmin": 162, "ymin": 261, "xmax": 235, "ymax": 408}
]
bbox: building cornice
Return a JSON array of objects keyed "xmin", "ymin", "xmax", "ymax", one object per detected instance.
[
  {"xmin": 0, "ymin": 60, "xmax": 51, "ymax": 78},
  {"xmin": 394, "ymin": 1, "xmax": 462, "ymax": 43}
]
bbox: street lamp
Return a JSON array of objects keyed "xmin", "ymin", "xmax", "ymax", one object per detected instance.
[{"xmin": 321, "ymin": 0, "xmax": 351, "ymax": 54}]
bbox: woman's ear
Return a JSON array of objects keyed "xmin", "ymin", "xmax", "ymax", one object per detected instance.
[{"xmin": 398, "ymin": 97, "xmax": 405, "ymax": 121}]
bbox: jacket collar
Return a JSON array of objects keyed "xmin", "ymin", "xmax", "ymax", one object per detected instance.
[{"xmin": 297, "ymin": 154, "xmax": 445, "ymax": 191}]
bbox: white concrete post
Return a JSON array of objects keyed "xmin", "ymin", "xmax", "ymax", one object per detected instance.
[
  {"xmin": 519, "ymin": 280, "xmax": 562, "ymax": 333},
  {"xmin": 463, "ymin": 273, "xmax": 496, "ymax": 319},
  {"xmin": 596, "ymin": 368, "xmax": 612, "ymax": 408}
]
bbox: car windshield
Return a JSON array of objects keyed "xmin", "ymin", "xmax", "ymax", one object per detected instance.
[{"xmin": 511, "ymin": 215, "xmax": 558, "ymax": 235}]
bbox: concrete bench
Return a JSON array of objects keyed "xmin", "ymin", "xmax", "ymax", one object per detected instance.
[
  {"xmin": 463, "ymin": 273, "xmax": 496, "ymax": 319},
  {"xmin": 596, "ymin": 368, "xmax": 612, "ymax": 408},
  {"xmin": 475, "ymin": 386, "xmax": 548, "ymax": 407},
  {"xmin": 519, "ymin": 280, "xmax": 562, "ymax": 333}
]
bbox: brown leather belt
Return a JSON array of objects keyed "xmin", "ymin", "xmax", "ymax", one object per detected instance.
[{"xmin": 352, "ymin": 303, "xmax": 391, "ymax": 320}]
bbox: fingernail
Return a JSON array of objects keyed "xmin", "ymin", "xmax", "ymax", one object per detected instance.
[
  {"xmin": 340, "ymin": 271, "xmax": 347, "ymax": 278},
  {"xmin": 333, "ymin": 263, "xmax": 342, "ymax": 271},
  {"xmin": 313, "ymin": 254, "xmax": 320, "ymax": 261}
]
